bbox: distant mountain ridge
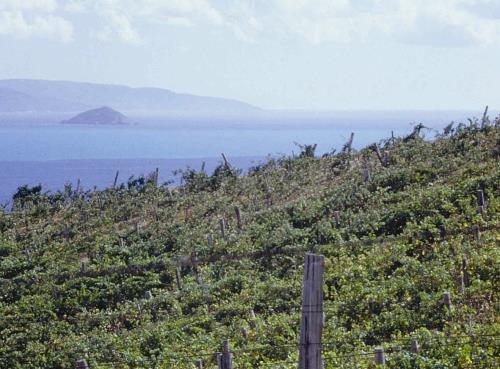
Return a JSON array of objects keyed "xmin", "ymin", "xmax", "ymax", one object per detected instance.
[{"xmin": 0, "ymin": 79, "xmax": 259, "ymax": 114}]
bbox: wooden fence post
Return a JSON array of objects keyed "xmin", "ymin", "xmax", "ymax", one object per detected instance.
[
  {"xmin": 363, "ymin": 167, "xmax": 371, "ymax": 182},
  {"xmin": 481, "ymin": 105, "xmax": 489, "ymax": 127},
  {"xmin": 346, "ymin": 132, "xmax": 354, "ymax": 155},
  {"xmin": 195, "ymin": 359, "xmax": 203, "ymax": 369},
  {"xmin": 219, "ymin": 218, "xmax": 226, "ymax": 240},
  {"xmin": 221, "ymin": 153, "xmax": 231, "ymax": 169},
  {"xmin": 334, "ymin": 211, "xmax": 340, "ymax": 229},
  {"xmin": 249, "ymin": 309, "xmax": 257, "ymax": 329},
  {"xmin": 456, "ymin": 273, "xmax": 465, "ymax": 294},
  {"xmin": 382, "ymin": 151, "xmax": 390, "ymax": 166},
  {"xmin": 372, "ymin": 144, "xmax": 385, "ymax": 167},
  {"xmin": 113, "ymin": 170, "xmax": 119, "ymax": 189},
  {"xmin": 443, "ymin": 292, "xmax": 452, "ymax": 311},
  {"xmin": 462, "ymin": 257, "xmax": 469, "ymax": 287},
  {"xmin": 242, "ymin": 327, "xmax": 249, "ymax": 339},
  {"xmin": 218, "ymin": 340, "xmax": 233, "ymax": 369},
  {"xmin": 298, "ymin": 253, "xmax": 325, "ymax": 369},
  {"xmin": 374, "ymin": 347, "xmax": 385, "ymax": 365},
  {"xmin": 175, "ymin": 267, "xmax": 183, "ymax": 291},
  {"xmin": 472, "ymin": 225, "xmax": 481, "ymax": 247},
  {"xmin": 411, "ymin": 339, "xmax": 420, "ymax": 354},
  {"xmin": 97, "ymin": 193, "xmax": 104, "ymax": 211},
  {"xmin": 207, "ymin": 234, "xmax": 214, "ymax": 248},
  {"xmin": 144, "ymin": 290, "xmax": 153, "ymax": 300},
  {"xmin": 264, "ymin": 176, "xmax": 272, "ymax": 208},
  {"xmin": 477, "ymin": 189, "xmax": 485, "ymax": 214},
  {"xmin": 75, "ymin": 359, "xmax": 89, "ymax": 369},
  {"xmin": 234, "ymin": 206, "xmax": 242, "ymax": 230}
]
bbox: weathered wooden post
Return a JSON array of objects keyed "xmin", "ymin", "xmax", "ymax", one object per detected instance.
[
  {"xmin": 346, "ymin": 132, "xmax": 354, "ymax": 155},
  {"xmin": 264, "ymin": 176, "xmax": 272, "ymax": 208},
  {"xmin": 481, "ymin": 105, "xmax": 489, "ymax": 127},
  {"xmin": 207, "ymin": 234, "xmax": 214, "ymax": 248},
  {"xmin": 411, "ymin": 339, "xmax": 420, "ymax": 354},
  {"xmin": 443, "ymin": 292, "xmax": 452, "ymax": 311},
  {"xmin": 372, "ymin": 144, "xmax": 385, "ymax": 166},
  {"xmin": 374, "ymin": 347, "xmax": 385, "ymax": 365},
  {"xmin": 175, "ymin": 267, "xmax": 183, "ymax": 291},
  {"xmin": 76, "ymin": 178, "xmax": 81, "ymax": 193},
  {"xmin": 191, "ymin": 253, "xmax": 203, "ymax": 285},
  {"xmin": 63, "ymin": 224, "xmax": 70, "ymax": 241},
  {"xmin": 113, "ymin": 170, "xmax": 119, "ymax": 189},
  {"xmin": 462, "ymin": 257, "xmax": 469, "ymax": 287},
  {"xmin": 234, "ymin": 206, "xmax": 242, "ymax": 230},
  {"xmin": 333, "ymin": 211, "xmax": 340, "ymax": 229},
  {"xmin": 201, "ymin": 161, "xmax": 206, "ymax": 173},
  {"xmin": 363, "ymin": 167, "xmax": 371, "ymax": 182},
  {"xmin": 477, "ymin": 189, "xmax": 485, "ymax": 214},
  {"xmin": 241, "ymin": 327, "xmax": 249, "ymax": 339},
  {"xmin": 472, "ymin": 225, "xmax": 481, "ymax": 247},
  {"xmin": 249, "ymin": 309, "xmax": 257, "ymax": 329},
  {"xmin": 382, "ymin": 151, "xmax": 390, "ymax": 166},
  {"xmin": 144, "ymin": 290, "xmax": 153, "ymax": 300},
  {"xmin": 221, "ymin": 153, "xmax": 231, "ymax": 169},
  {"xmin": 456, "ymin": 273, "xmax": 465, "ymax": 294},
  {"xmin": 97, "ymin": 193, "xmax": 104, "ymax": 211},
  {"xmin": 298, "ymin": 253, "xmax": 325, "ymax": 369},
  {"xmin": 219, "ymin": 218, "xmax": 226, "ymax": 240},
  {"xmin": 219, "ymin": 340, "xmax": 233, "ymax": 369},
  {"xmin": 75, "ymin": 359, "xmax": 89, "ymax": 369},
  {"xmin": 195, "ymin": 359, "xmax": 203, "ymax": 369}
]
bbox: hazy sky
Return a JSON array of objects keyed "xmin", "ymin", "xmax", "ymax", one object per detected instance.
[{"xmin": 1, "ymin": 0, "xmax": 499, "ymax": 110}]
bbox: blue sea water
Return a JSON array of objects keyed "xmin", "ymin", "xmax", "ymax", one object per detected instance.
[{"xmin": 0, "ymin": 111, "xmax": 481, "ymax": 204}]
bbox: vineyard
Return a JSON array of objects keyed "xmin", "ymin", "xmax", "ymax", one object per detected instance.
[{"xmin": 0, "ymin": 118, "xmax": 499, "ymax": 368}]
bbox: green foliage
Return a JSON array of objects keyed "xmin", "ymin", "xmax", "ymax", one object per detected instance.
[{"xmin": 0, "ymin": 119, "xmax": 499, "ymax": 368}]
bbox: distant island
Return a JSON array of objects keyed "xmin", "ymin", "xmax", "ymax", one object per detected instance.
[{"xmin": 61, "ymin": 106, "xmax": 128, "ymax": 125}]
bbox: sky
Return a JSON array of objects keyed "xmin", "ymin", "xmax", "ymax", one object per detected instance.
[{"xmin": 0, "ymin": 0, "xmax": 499, "ymax": 110}]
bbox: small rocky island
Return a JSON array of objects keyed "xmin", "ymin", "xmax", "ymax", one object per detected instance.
[{"xmin": 62, "ymin": 106, "xmax": 128, "ymax": 125}]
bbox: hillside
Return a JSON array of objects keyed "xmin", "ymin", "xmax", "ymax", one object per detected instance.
[
  {"xmin": 0, "ymin": 119, "xmax": 498, "ymax": 368},
  {"xmin": 0, "ymin": 79, "xmax": 260, "ymax": 114},
  {"xmin": 0, "ymin": 87, "xmax": 87, "ymax": 113},
  {"xmin": 62, "ymin": 107, "xmax": 128, "ymax": 125}
]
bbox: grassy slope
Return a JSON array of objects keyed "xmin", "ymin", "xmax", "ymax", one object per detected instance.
[{"xmin": 0, "ymin": 121, "xmax": 499, "ymax": 369}]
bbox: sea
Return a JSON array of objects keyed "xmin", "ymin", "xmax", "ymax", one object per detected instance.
[{"xmin": 0, "ymin": 110, "xmax": 485, "ymax": 205}]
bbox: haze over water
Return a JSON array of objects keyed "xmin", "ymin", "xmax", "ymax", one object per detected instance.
[{"xmin": 0, "ymin": 110, "xmax": 481, "ymax": 204}]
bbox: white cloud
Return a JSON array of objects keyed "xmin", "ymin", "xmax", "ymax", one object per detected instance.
[
  {"xmin": 243, "ymin": 0, "xmax": 500, "ymax": 45},
  {"xmin": 77, "ymin": 0, "xmax": 223, "ymax": 44},
  {"xmin": 1, "ymin": 0, "xmax": 499, "ymax": 46},
  {"xmin": 0, "ymin": 0, "xmax": 74, "ymax": 42},
  {"xmin": 0, "ymin": 0, "xmax": 58, "ymax": 12},
  {"xmin": 98, "ymin": 11, "xmax": 142, "ymax": 44},
  {"xmin": 164, "ymin": 16, "xmax": 195, "ymax": 27},
  {"xmin": 0, "ymin": 8, "xmax": 73, "ymax": 42},
  {"xmin": 63, "ymin": 1, "xmax": 86, "ymax": 13}
]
